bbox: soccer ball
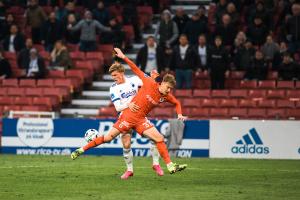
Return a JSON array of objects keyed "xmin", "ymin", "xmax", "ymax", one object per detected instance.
[{"xmin": 84, "ymin": 129, "xmax": 100, "ymax": 143}]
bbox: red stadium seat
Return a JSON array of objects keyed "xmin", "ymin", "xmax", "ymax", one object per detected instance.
[
  {"xmin": 37, "ymin": 79, "xmax": 54, "ymax": 88},
  {"xmin": 174, "ymin": 89, "xmax": 192, "ymax": 97},
  {"xmin": 3, "ymin": 51, "xmax": 17, "ymax": 60},
  {"xmin": 229, "ymin": 108, "xmax": 248, "ymax": 118},
  {"xmin": 296, "ymin": 101, "xmax": 300, "ymax": 108},
  {"xmin": 257, "ymin": 99, "xmax": 276, "ymax": 108},
  {"xmin": 75, "ymin": 60, "xmax": 94, "ymax": 74},
  {"xmin": 3, "ymin": 105, "xmax": 21, "ymax": 112},
  {"xmin": 47, "ymin": 70, "xmax": 65, "ymax": 78},
  {"xmin": 2, "ymin": 79, "xmax": 18, "ymax": 87},
  {"xmin": 189, "ymin": 108, "xmax": 210, "ymax": 118},
  {"xmin": 33, "ymin": 44, "xmax": 45, "ymax": 52},
  {"xmin": 210, "ymin": 108, "xmax": 229, "ymax": 119},
  {"xmin": 66, "ymin": 43, "xmax": 79, "ymax": 52},
  {"xmin": 247, "ymin": 108, "xmax": 266, "ymax": 119},
  {"xmin": 19, "ymin": 79, "xmax": 36, "ymax": 88},
  {"xmin": 240, "ymin": 80, "xmax": 257, "ymax": 89},
  {"xmin": 7, "ymin": 88, "xmax": 25, "ymax": 96},
  {"xmin": 286, "ymin": 90, "xmax": 300, "ymax": 101},
  {"xmin": 153, "ymin": 107, "xmax": 174, "ymax": 118},
  {"xmin": 267, "ymin": 109, "xmax": 286, "ymax": 119},
  {"xmin": 32, "ymin": 97, "xmax": 54, "ymax": 111},
  {"xmin": 219, "ymin": 99, "xmax": 239, "ymax": 108},
  {"xmin": 86, "ymin": 52, "xmax": 104, "ymax": 60},
  {"xmin": 14, "ymin": 97, "xmax": 32, "ymax": 106},
  {"xmin": 296, "ymin": 81, "xmax": 300, "ymax": 89},
  {"xmin": 42, "ymin": 87, "xmax": 63, "ymax": 102},
  {"xmin": 230, "ymin": 89, "xmax": 248, "ymax": 98},
  {"xmin": 25, "ymin": 88, "xmax": 43, "ymax": 97},
  {"xmin": 266, "ymin": 71, "xmax": 278, "ymax": 80},
  {"xmin": 248, "ymin": 90, "xmax": 266, "ymax": 99},
  {"xmin": 182, "ymin": 98, "xmax": 200, "ymax": 108},
  {"xmin": 54, "ymin": 79, "xmax": 73, "ymax": 93},
  {"xmin": 193, "ymin": 89, "xmax": 211, "ymax": 98},
  {"xmin": 258, "ymin": 80, "xmax": 276, "ymax": 89},
  {"xmin": 286, "ymin": 109, "xmax": 300, "ymax": 119},
  {"xmin": 211, "ymin": 90, "xmax": 229, "ymax": 98},
  {"xmin": 98, "ymin": 107, "xmax": 117, "ymax": 118},
  {"xmin": 266, "ymin": 90, "xmax": 285, "ymax": 99},
  {"xmin": 230, "ymin": 71, "xmax": 245, "ymax": 79},
  {"xmin": 123, "ymin": 25, "xmax": 135, "ymax": 44},
  {"xmin": 239, "ymin": 99, "xmax": 257, "ymax": 108},
  {"xmin": 0, "ymin": 96, "xmax": 13, "ymax": 105},
  {"xmin": 39, "ymin": 51, "xmax": 51, "ymax": 61},
  {"xmin": 0, "ymin": 88, "xmax": 8, "ymax": 96},
  {"xmin": 201, "ymin": 99, "xmax": 219, "ymax": 108},
  {"xmin": 70, "ymin": 51, "xmax": 85, "ymax": 61},
  {"xmin": 277, "ymin": 81, "xmax": 294, "ymax": 89},
  {"xmin": 97, "ymin": 44, "xmax": 114, "ymax": 65},
  {"xmin": 22, "ymin": 105, "xmax": 49, "ymax": 111},
  {"xmin": 276, "ymin": 100, "xmax": 295, "ymax": 108},
  {"xmin": 65, "ymin": 70, "xmax": 85, "ymax": 84}
]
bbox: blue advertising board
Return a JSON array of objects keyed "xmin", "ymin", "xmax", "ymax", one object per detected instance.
[{"xmin": 1, "ymin": 118, "xmax": 209, "ymax": 157}]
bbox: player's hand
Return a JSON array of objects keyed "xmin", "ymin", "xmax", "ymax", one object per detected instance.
[
  {"xmin": 178, "ymin": 114, "xmax": 187, "ymax": 121},
  {"xmin": 128, "ymin": 102, "xmax": 140, "ymax": 112},
  {"xmin": 114, "ymin": 48, "xmax": 126, "ymax": 59}
]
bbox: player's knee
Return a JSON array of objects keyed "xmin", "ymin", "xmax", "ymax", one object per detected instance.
[
  {"xmin": 154, "ymin": 134, "xmax": 164, "ymax": 143},
  {"xmin": 123, "ymin": 141, "xmax": 131, "ymax": 149}
]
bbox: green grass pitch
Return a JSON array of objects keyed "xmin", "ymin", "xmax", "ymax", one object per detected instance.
[{"xmin": 0, "ymin": 155, "xmax": 299, "ymax": 200}]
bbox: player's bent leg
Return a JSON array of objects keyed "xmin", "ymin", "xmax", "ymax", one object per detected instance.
[
  {"xmin": 121, "ymin": 133, "xmax": 134, "ymax": 179},
  {"xmin": 143, "ymin": 127, "xmax": 187, "ymax": 174},
  {"xmin": 150, "ymin": 141, "xmax": 164, "ymax": 176},
  {"xmin": 71, "ymin": 128, "xmax": 121, "ymax": 160}
]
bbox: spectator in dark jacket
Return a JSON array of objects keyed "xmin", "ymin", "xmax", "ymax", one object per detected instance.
[
  {"xmin": 41, "ymin": 12, "xmax": 63, "ymax": 51},
  {"xmin": 18, "ymin": 38, "xmax": 33, "ymax": 69},
  {"xmin": 50, "ymin": 40, "xmax": 72, "ymax": 70},
  {"xmin": 173, "ymin": 7, "xmax": 190, "ymax": 35},
  {"xmin": 261, "ymin": 35, "xmax": 280, "ymax": 67},
  {"xmin": 208, "ymin": 36, "xmax": 229, "ymax": 89},
  {"xmin": 62, "ymin": 13, "xmax": 80, "ymax": 44},
  {"xmin": 278, "ymin": 53, "xmax": 298, "ymax": 80},
  {"xmin": 24, "ymin": 48, "xmax": 46, "ymax": 79},
  {"xmin": 136, "ymin": 36, "xmax": 164, "ymax": 73},
  {"xmin": 101, "ymin": 17, "xmax": 125, "ymax": 48},
  {"xmin": 226, "ymin": 2, "xmax": 239, "ymax": 26},
  {"xmin": 184, "ymin": 11, "xmax": 208, "ymax": 45},
  {"xmin": 244, "ymin": 50, "xmax": 268, "ymax": 80},
  {"xmin": 155, "ymin": 9, "xmax": 179, "ymax": 48},
  {"xmin": 285, "ymin": 3, "xmax": 300, "ymax": 53},
  {"xmin": 0, "ymin": 51, "xmax": 12, "ymax": 79},
  {"xmin": 2, "ymin": 24, "xmax": 25, "ymax": 52},
  {"xmin": 247, "ymin": 16, "xmax": 269, "ymax": 46},
  {"xmin": 170, "ymin": 34, "xmax": 197, "ymax": 89},
  {"xmin": 234, "ymin": 40, "xmax": 255, "ymax": 70},
  {"xmin": 273, "ymin": 41, "xmax": 289, "ymax": 70},
  {"xmin": 0, "ymin": 13, "xmax": 15, "ymax": 41},
  {"xmin": 248, "ymin": 1, "xmax": 272, "ymax": 29},
  {"xmin": 215, "ymin": 0, "xmax": 228, "ymax": 25},
  {"xmin": 215, "ymin": 14, "xmax": 237, "ymax": 46},
  {"xmin": 92, "ymin": 1, "xmax": 110, "ymax": 26}
]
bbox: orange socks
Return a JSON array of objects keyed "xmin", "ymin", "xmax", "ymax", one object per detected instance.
[
  {"xmin": 156, "ymin": 141, "xmax": 171, "ymax": 164},
  {"xmin": 83, "ymin": 136, "xmax": 104, "ymax": 151}
]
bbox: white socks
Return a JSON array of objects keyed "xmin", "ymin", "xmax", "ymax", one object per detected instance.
[
  {"xmin": 150, "ymin": 142, "xmax": 160, "ymax": 166},
  {"xmin": 123, "ymin": 148, "xmax": 133, "ymax": 172}
]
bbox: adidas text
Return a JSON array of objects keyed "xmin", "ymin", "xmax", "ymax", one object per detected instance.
[{"xmin": 231, "ymin": 145, "xmax": 270, "ymax": 154}]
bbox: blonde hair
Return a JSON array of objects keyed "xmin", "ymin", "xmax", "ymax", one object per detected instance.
[
  {"xmin": 109, "ymin": 62, "xmax": 125, "ymax": 74},
  {"xmin": 162, "ymin": 74, "xmax": 176, "ymax": 87}
]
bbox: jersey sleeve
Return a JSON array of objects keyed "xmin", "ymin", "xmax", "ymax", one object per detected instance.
[
  {"xmin": 109, "ymin": 86, "xmax": 128, "ymax": 112},
  {"xmin": 130, "ymin": 76, "xmax": 143, "ymax": 87},
  {"xmin": 124, "ymin": 57, "xmax": 152, "ymax": 84},
  {"xmin": 166, "ymin": 93, "xmax": 182, "ymax": 115}
]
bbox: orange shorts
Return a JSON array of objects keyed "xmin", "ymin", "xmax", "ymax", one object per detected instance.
[{"xmin": 113, "ymin": 115, "xmax": 153, "ymax": 135}]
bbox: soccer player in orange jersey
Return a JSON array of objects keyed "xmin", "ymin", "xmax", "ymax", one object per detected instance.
[{"xmin": 71, "ymin": 48, "xmax": 187, "ymax": 174}]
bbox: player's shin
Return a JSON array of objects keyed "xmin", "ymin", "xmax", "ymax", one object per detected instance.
[
  {"xmin": 150, "ymin": 141, "xmax": 160, "ymax": 165},
  {"xmin": 83, "ymin": 135, "xmax": 104, "ymax": 151},
  {"xmin": 123, "ymin": 148, "xmax": 133, "ymax": 172},
  {"xmin": 156, "ymin": 141, "xmax": 171, "ymax": 165}
]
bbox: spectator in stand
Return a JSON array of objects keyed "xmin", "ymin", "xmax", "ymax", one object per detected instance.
[
  {"xmin": 68, "ymin": 10, "xmax": 111, "ymax": 52},
  {"xmin": 63, "ymin": 13, "xmax": 80, "ymax": 44},
  {"xmin": 244, "ymin": 50, "xmax": 268, "ymax": 80},
  {"xmin": 184, "ymin": 8, "xmax": 208, "ymax": 45},
  {"xmin": 41, "ymin": 12, "xmax": 63, "ymax": 51},
  {"xmin": 226, "ymin": 2, "xmax": 239, "ymax": 26},
  {"xmin": 285, "ymin": 3, "xmax": 300, "ymax": 53},
  {"xmin": 0, "ymin": 13, "xmax": 15, "ymax": 42},
  {"xmin": 169, "ymin": 34, "xmax": 197, "ymax": 89},
  {"xmin": 195, "ymin": 34, "xmax": 209, "ymax": 71},
  {"xmin": 92, "ymin": 0, "xmax": 110, "ymax": 26},
  {"xmin": 56, "ymin": 1, "xmax": 81, "ymax": 23},
  {"xmin": 162, "ymin": 45, "xmax": 173, "ymax": 73},
  {"xmin": 122, "ymin": 0, "xmax": 141, "ymax": 42},
  {"xmin": 25, "ymin": 0, "xmax": 47, "ymax": 44},
  {"xmin": 278, "ymin": 52, "xmax": 298, "ymax": 80},
  {"xmin": 173, "ymin": 7, "xmax": 190, "ymax": 36},
  {"xmin": 18, "ymin": 38, "xmax": 33, "ymax": 69},
  {"xmin": 24, "ymin": 48, "xmax": 46, "ymax": 79},
  {"xmin": 0, "ymin": 51, "xmax": 12, "ymax": 79},
  {"xmin": 2, "ymin": 24, "xmax": 25, "ymax": 53},
  {"xmin": 0, "ymin": 0, "xmax": 5, "ymax": 23},
  {"xmin": 136, "ymin": 36, "xmax": 164, "ymax": 74},
  {"xmin": 273, "ymin": 41, "xmax": 289, "ymax": 70},
  {"xmin": 50, "ymin": 40, "xmax": 72, "ymax": 70},
  {"xmin": 261, "ymin": 35, "xmax": 280, "ymax": 67},
  {"xmin": 101, "ymin": 17, "xmax": 125, "ymax": 49},
  {"xmin": 155, "ymin": 9, "xmax": 179, "ymax": 48},
  {"xmin": 248, "ymin": 1, "xmax": 272, "ymax": 29},
  {"xmin": 215, "ymin": 14, "xmax": 237, "ymax": 47},
  {"xmin": 247, "ymin": 16, "xmax": 269, "ymax": 46},
  {"xmin": 208, "ymin": 36, "xmax": 229, "ymax": 89},
  {"xmin": 234, "ymin": 31, "xmax": 247, "ymax": 51},
  {"xmin": 215, "ymin": 0, "xmax": 228, "ymax": 25},
  {"xmin": 234, "ymin": 40, "xmax": 255, "ymax": 71}
]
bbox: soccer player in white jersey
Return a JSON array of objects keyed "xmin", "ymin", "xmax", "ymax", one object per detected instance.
[{"xmin": 109, "ymin": 62, "xmax": 163, "ymax": 179}]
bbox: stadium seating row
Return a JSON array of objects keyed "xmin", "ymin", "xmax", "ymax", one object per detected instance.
[{"xmin": 0, "ymin": 97, "xmax": 59, "ymax": 111}]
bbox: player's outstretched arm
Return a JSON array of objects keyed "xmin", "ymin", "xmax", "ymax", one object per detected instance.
[
  {"xmin": 167, "ymin": 94, "xmax": 187, "ymax": 121},
  {"xmin": 114, "ymin": 48, "xmax": 146, "ymax": 80}
]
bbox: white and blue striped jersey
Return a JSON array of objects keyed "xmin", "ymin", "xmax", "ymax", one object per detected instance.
[{"xmin": 109, "ymin": 76, "xmax": 143, "ymax": 112}]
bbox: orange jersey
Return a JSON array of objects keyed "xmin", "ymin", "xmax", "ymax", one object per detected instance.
[{"xmin": 121, "ymin": 57, "xmax": 182, "ymax": 120}]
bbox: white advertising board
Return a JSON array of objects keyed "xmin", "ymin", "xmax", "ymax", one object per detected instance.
[{"xmin": 210, "ymin": 120, "xmax": 300, "ymax": 159}]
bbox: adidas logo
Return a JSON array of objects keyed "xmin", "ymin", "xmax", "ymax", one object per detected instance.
[{"xmin": 231, "ymin": 128, "xmax": 270, "ymax": 154}]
